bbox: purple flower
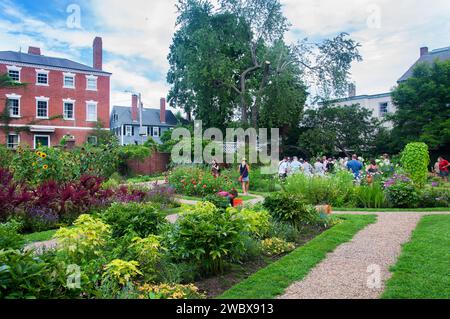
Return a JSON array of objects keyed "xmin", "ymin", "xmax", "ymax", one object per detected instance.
[{"xmin": 431, "ymin": 182, "xmax": 439, "ymax": 187}]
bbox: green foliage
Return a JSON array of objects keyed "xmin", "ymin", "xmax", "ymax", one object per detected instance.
[
  {"xmin": 400, "ymin": 142, "xmax": 430, "ymax": 186},
  {"xmin": 263, "ymin": 193, "xmax": 324, "ymax": 229},
  {"xmin": 102, "ymin": 259, "xmax": 142, "ymax": 287},
  {"xmin": 128, "ymin": 235, "xmax": 163, "ymax": 281},
  {"xmin": 355, "ymin": 183, "xmax": 386, "ymax": 208},
  {"xmin": 119, "ymin": 145, "xmax": 152, "ymax": 161},
  {"xmin": 266, "ymin": 221, "xmax": 301, "ymax": 243},
  {"xmin": 100, "ymin": 202, "xmax": 166, "ymax": 238},
  {"xmin": 283, "ymin": 171, "xmax": 355, "ymax": 206},
  {"xmin": 137, "ymin": 283, "xmax": 205, "ymax": 299},
  {"xmin": 418, "ymin": 187, "xmax": 449, "ymax": 208},
  {"xmin": 164, "ymin": 202, "xmax": 248, "ymax": 274},
  {"xmin": 384, "ymin": 181, "xmax": 419, "ymax": 209},
  {"xmin": 390, "ymin": 60, "xmax": 450, "ymax": 153},
  {"xmin": 0, "ymin": 220, "xmax": 24, "ymax": 250},
  {"xmin": 0, "ymin": 145, "xmax": 13, "ymax": 168},
  {"xmin": 168, "ymin": 166, "xmax": 233, "ymax": 197},
  {"xmin": 261, "ymin": 238, "xmax": 295, "ymax": 257},
  {"xmin": 299, "ymin": 104, "xmax": 380, "ymax": 157},
  {"xmin": 54, "ymin": 215, "xmax": 112, "ymax": 263},
  {"xmin": 202, "ymin": 194, "xmax": 231, "ymax": 209},
  {"xmin": 234, "ymin": 207, "xmax": 272, "ymax": 239}
]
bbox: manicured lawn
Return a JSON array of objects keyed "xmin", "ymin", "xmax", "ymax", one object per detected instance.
[
  {"xmin": 127, "ymin": 175, "xmax": 165, "ymax": 184},
  {"xmin": 334, "ymin": 207, "xmax": 450, "ymax": 212},
  {"xmin": 382, "ymin": 215, "xmax": 450, "ymax": 299},
  {"xmin": 24, "ymin": 229, "xmax": 58, "ymax": 243},
  {"xmin": 218, "ymin": 214, "xmax": 377, "ymax": 299}
]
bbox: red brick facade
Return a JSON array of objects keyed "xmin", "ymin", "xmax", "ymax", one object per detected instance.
[{"xmin": 0, "ymin": 41, "xmax": 110, "ymax": 148}]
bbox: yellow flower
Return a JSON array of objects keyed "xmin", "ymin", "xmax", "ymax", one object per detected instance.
[
  {"xmin": 32, "ymin": 162, "xmax": 37, "ymax": 166},
  {"xmin": 36, "ymin": 151, "xmax": 42, "ymax": 157},
  {"xmin": 43, "ymin": 165, "xmax": 49, "ymax": 170},
  {"xmin": 40, "ymin": 153, "xmax": 47, "ymax": 159}
]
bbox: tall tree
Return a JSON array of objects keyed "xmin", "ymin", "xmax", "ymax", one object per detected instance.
[
  {"xmin": 390, "ymin": 60, "xmax": 450, "ymax": 153},
  {"xmin": 298, "ymin": 105, "xmax": 380, "ymax": 157},
  {"xmin": 167, "ymin": 0, "xmax": 362, "ymax": 128}
]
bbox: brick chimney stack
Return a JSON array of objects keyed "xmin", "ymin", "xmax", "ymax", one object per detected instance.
[
  {"xmin": 131, "ymin": 94, "xmax": 138, "ymax": 122},
  {"xmin": 420, "ymin": 47, "xmax": 429, "ymax": 57},
  {"xmin": 160, "ymin": 98, "xmax": 166, "ymax": 123},
  {"xmin": 28, "ymin": 47, "xmax": 41, "ymax": 55},
  {"xmin": 93, "ymin": 37, "xmax": 103, "ymax": 70}
]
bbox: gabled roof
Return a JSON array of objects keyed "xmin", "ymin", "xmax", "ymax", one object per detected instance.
[
  {"xmin": 111, "ymin": 106, "xmax": 179, "ymax": 127},
  {"xmin": 398, "ymin": 46, "xmax": 450, "ymax": 82},
  {"xmin": 0, "ymin": 51, "xmax": 111, "ymax": 75}
]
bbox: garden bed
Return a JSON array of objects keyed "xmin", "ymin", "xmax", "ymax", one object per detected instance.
[{"xmin": 195, "ymin": 224, "xmax": 326, "ymax": 298}]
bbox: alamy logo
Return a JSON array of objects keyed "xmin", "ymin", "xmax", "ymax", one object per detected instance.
[{"xmin": 66, "ymin": 4, "xmax": 82, "ymax": 29}]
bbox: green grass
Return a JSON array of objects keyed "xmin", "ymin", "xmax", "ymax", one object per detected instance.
[
  {"xmin": 218, "ymin": 214, "xmax": 377, "ymax": 299},
  {"xmin": 334, "ymin": 207, "xmax": 450, "ymax": 212},
  {"xmin": 382, "ymin": 215, "xmax": 450, "ymax": 299},
  {"xmin": 127, "ymin": 175, "xmax": 165, "ymax": 184},
  {"xmin": 23, "ymin": 229, "xmax": 58, "ymax": 243}
]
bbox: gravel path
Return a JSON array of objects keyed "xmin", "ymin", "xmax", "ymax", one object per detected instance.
[{"xmin": 280, "ymin": 213, "xmax": 425, "ymax": 299}]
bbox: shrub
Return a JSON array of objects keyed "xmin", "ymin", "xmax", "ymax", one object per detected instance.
[
  {"xmin": 0, "ymin": 220, "xmax": 24, "ymax": 250},
  {"xmin": 384, "ymin": 176, "xmax": 419, "ymax": 208},
  {"xmin": 0, "ymin": 145, "xmax": 13, "ymax": 168},
  {"xmin": 145, "ymin": 183, "xmax": 176, "ymax": 208},
  {"xmin": 263, "ymin": 193, "xmax": 322, "ymax": 229},
  {"xmin": 0, "ymin": 250, "xmax": 55, "ymax": 299},
  {"xmin": 128, "ymin": 235, "xmax": 163, "ymax": 281},
  {"xmin": 157, "ymin": 260, "xmax": 199, "ymax": 284},
  {"xmin": 100, "ymin": 202, "xmax": 166, "ymax": 238},
  {"xmin": 261, "ymin": 238, "xmax": 295, "ymax": 257},
  {"xmin": 418, "ymin": 188, "xmax": 450, "ymax": 208},
  {"xmin": 234, "ymin": 207, "xmax": 272, "ymax": 239},
  {"xmin": 266, "ymin": 221, "xmax": 301, "ymax": 243},
  {"xmin": 102, "ymin": 259, "xmax": 142, "ymax": 287},
  {"xmin": 137, "ymin": 283, "xmax": 205, "ymax": 299},
  {"xmin": 203, "ymin": 194, "xmax": 231, "ymax": 209},
  {"xmin": 401, "ymin": 142, "xmax": 430, "ymax": 186},
  {"xmin": 168, "ymin": 166, "xmax": 233, "ymax": 197},
  {"xmin": 54, "ymin": 215, "xmax": 112, "ymax": 262},
  {"xmin": 165, "ymin": 202, "xmax": 248, "ymax": 274},
  {"xmin": 283, "ymin": 171, "xmax": 355, "ymax": 206}
]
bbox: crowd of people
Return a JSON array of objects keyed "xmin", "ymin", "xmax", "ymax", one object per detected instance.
[{"xmin": 278, "ymin": 154, "xmax": 393, "ymax": 183}]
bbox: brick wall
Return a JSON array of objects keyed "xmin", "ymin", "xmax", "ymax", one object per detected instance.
[
  {"xmin": 127, "ymin": 152, "xmax": 171, "ymax": 175},
  {"xmin": 0, "ymin": 63, "xmax": 110, "ymax": 146}
]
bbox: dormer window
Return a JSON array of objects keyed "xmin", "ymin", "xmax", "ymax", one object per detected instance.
[
  {"xmin": 7, "ymin": 66, "xmax": 21, "ymax": 82},
  {"xmin": 36, "ymin": 69, "xmax": 49, "ymax": 86},
  {"xmin": 113, "ymin": 113, "xmax": 119, "ymax": 122}
]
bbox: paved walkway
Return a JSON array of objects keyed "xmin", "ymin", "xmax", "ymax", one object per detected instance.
[{"xmin": 279, "ymin": 211, "xmax": 450, "ymax": 299}]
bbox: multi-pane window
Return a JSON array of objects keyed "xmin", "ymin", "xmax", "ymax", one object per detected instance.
[
  {"xmin": 152, "ymin": 127, "xmax": 160, "ymax": 137},
  {"xmin": 125, "ymin": 126, "xmax": 133, "ymax": 136},
  {"xmin": 379, "ymin": 102, "xmax": 389, "ymax": 117},
  {"xmin": 86, "ymin": 76, "xmax": 97, "ymax": 90},
  {"xmin": 37, "ymin": 100, "xmax": 48, "ymax": 118},
  {"xmin": 64, "ymin": 75, "xmax": 75, "ymax": 88},
  {"xmin": 7, "ymin": 134, "xmax": 19, "ymax": 149},
  {"xmin": 87, "ymin": 136, "xmax": 98, "ymax": 145},
  {"xmin": 8, "ymin": 99, "xmax": 20, "ymax": 117},
  {"xmin": 8, "ymin": 70, "xmax": 20, "ymax": 82},
  {"xmin": 64, "ymin": 102, "xmax": 74, "ymax": 120},
  {"xmin": 37, "ymin": 72, "xmax": 48, "ymax": 85},
  {"xmin": 86, "ymin": 102, "xmax": 97, "ymax": 121}
]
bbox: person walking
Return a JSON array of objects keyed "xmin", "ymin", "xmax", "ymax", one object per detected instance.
[
  {"xmin": 438, "ymin": 156, "xmax": 449, "ymax": 182},
  {"xmin": 314, "ymin": 158, "xmax": 325, "ymax": 177},
  {"xmin": 290, "ymin": 156, "xmax": 302, "ymax": 175},
  {"xmin": 211, "ymin": 160, "xmax": 220, "ymax": 178},
  {"xmin": 302, "ymin": 159, "xmax": 314, "ymax": 177},
  {"xmin": 278, "ymin": 157, "xmax": 289, "ymax": 181},
  {"xmin": 347, "ymin": 154, "xmax": 363, "ymax": 181},
  {"xmin": 239, "ymin": 158, "xmax": 250, "ymax": 196}
]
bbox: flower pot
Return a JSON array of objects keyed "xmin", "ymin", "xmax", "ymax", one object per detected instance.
[{"xmin": 315, "ymin": 205, "xmax": 332, "ymax": 215}]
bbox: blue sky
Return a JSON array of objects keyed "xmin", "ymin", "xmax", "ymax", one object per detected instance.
[{"xmin": 1, "ymin": 0, "xmax": 450, "ymax": 110}]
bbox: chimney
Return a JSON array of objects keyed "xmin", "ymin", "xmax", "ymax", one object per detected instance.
[
  {"xmin": 93, "ymin": 37, "xmax": 103, "ymax": 70},
  {"xmin": 420, "ymin": 47, "xmax": 429, "ymax": 57},
  {"xmin": 160, "ymin": 98, "xmax": 166, "ymax": 123},
  {"xmin": 28, "ymin": 47, "xmax": 41, "ymax": 55},
  {"xmin": 348, "ymin": 83, "xmax": 356, "ymax": 98},
  {"xmin": 131, "ymin": 94, "xmax": 138, "ymax": 122}
]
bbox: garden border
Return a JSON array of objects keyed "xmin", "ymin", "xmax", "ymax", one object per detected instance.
[{"xmin": 218, "ymin": 214, "xmax": 377, "ymax": 299}]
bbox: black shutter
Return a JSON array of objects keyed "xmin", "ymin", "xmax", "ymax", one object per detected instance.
[
  {"xmin": 132, "ymin": 126, "xmax": 135, "ymax": 136},
  {"xmin": 122, "ymin": 126, "xmax": 126, "ymax": 135},
  {"xmin": 159, "ymin": 127, "xmax": 161, "ymax": 137}
]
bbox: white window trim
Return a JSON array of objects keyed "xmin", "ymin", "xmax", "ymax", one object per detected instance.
[
  {"xmin": 63, "ymin": 98, "xmax": 76, "ymax": 121},
  {"xmin": 6, "ymin": 94, "xmax": 21, "ymax": 118},
  {"xmin": 7, "ymin": 133, "xmax": 20, "ymax": 149},
  {"xmin": 86, "ymin": 100, "xmax": 98, "ymax": 122},
  {"xmin": 36, "ymin": 69, "xmax": 50, "ymax": 86},
  {"xmin": 35, "ymin": 97, "xmax": 50, "ymax": 119},
  {"xmin": 7, "ymin": 65, "xmax": 22, "ymax": 82},
  {"xmin": 63, "ymin": 72, "xmax": 76, "ymax": 89},
  {"xmin": 152, "ymin": 126, "xmax": 160, "ymax": 137},
  {"xmin": 86, "ymin": 75, "xmax": 98, "ymax": 91},
  {"xmin": 125, "ymin": 125, "xmax": 133, "ymax": 137},
  {"xmin": 33, "ymin": 135, "xmax": 51, "ymax": 149}
]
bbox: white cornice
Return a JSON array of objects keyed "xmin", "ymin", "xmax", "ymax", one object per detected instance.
[{"xmin": 0, "ymin": 60, "xmax": 111, "ymax": 77}]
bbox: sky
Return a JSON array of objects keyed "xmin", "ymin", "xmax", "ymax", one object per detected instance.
[{"xmin": 1, "ymin": 0, "xmax": 449, "ymax": 111}]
